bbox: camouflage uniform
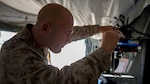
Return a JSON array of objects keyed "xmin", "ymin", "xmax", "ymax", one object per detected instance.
[{"xmin": 0, "ymin": 24, "xmax": 110, "ymax": 84}]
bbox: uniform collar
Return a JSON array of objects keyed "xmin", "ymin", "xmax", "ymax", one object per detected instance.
[{"xmin": 17, "ymin": 24, "xmax": 46, "ymax": 58}]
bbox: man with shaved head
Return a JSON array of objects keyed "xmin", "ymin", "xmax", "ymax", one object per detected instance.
[{"xmin": 0, "ymin": 3, "xmax": 125, "ymax": 84}]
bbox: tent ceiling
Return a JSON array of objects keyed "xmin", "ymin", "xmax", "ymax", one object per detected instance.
[
  {"xmin": 0, "ymin": 1, "xmax": 37, "ymax": 26},
  {"xmin": 0, "ymin": 0, "xmax": 150, "ymax": 31}
]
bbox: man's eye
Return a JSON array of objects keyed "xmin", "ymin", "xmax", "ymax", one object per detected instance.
[
  {"xmin": 66, "ymin": 33, "xmax": 71, "ymax": 36},
  {"xmin": 65, "ymin": 32, "xmax": 71, "ymax": 36}
]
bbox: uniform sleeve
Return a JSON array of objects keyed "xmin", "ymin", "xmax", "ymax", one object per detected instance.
[
  {"xmin": 71, "ymin": 25, "xmax": 100, "ymax": 41},
  {"xmin": 60, "ymin": 47, "xmax": 110, "ymax": 84},
  {"xmin": 21, "ymin": 47, "xmax": 110, "ymax": 84}
]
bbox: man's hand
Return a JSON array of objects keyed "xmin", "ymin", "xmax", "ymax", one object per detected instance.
[{"xmin": 100, "ymin": 29, "xmax": 125, "ymax": 53}]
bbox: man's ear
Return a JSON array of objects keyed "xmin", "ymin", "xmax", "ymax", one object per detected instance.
[
  {"xmin": 41, "ymin": 23, "xmax": 49, "ymax": 33},
  {"xmin": 41, "ymin": 22, "xmax": 53, "ymax": 35}
]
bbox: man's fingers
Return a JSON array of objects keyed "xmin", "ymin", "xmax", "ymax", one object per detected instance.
[
  {"xmin": 113, "ymin": 27, "xmax": 119, "ymax": 30},
  {"xmin": 116, "ymin": 30, "xmax": 126, "ymax": 39}
]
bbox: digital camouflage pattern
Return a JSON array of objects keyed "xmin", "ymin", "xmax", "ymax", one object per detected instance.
[{"xmin": 0, "ymin": 24, "xmax": 110, "ymax": 84}]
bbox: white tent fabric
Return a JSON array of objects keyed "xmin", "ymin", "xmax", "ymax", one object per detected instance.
[
  {"xmin": 0, "ymin": 0, "xmax": 150, "ymax": 27},
  {"xmin": 0, "ymin": 0, "xmax": 42, "ymax": 15}
]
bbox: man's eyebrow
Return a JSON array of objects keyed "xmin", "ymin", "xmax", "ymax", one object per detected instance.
[{"xmin": 67, "ymin": 30, "xmax": 73, "ymax": 32}]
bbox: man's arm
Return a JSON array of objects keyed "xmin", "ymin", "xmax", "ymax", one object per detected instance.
[
  {"xmin": 70, "ymin": 25, "xmax": 114, "ymax": 41},
  {"xmin": 71, "ymin": 25, "xmax": 100, "ymax": 41}
]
